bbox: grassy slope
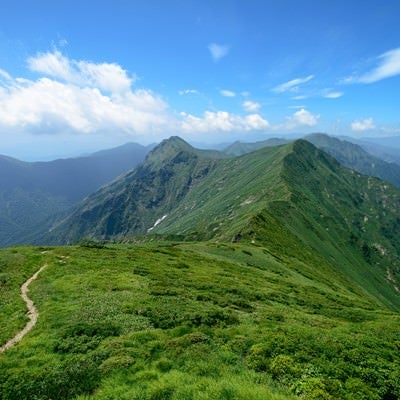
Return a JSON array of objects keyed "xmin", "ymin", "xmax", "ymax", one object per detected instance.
[
  {"xmin": 1, "ymin": 243, "xmax": 400, "ymax": 400},
  {"xmin": 156, "ymin": 143, "xmax": 291, "ymax": 241},
  {"xmin": 156, "ymin": 141, "xmax": 400, "ymax": 310}
]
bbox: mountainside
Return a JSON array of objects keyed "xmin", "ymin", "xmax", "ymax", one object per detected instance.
[
  {"xmin": 305, "ymin": 133, "xmax": 400, "ymax": 188},
  {"xmin": 41, "ymin": 137, "xmax": 225, "ymax": 244},
  {"xmin": 0, "ymin": 142, "xmax": 153, "ymax": 247},
  {"xmin": 339, "ymin": 136, "xmax": 400, "ymax": 165},
  {"xmin": 223, "ymin": 133, "xmax": 400, "ymax": 189},
  {"xmin": 41, "ymin": 137, "xmax": 400, "ymax": 310}
]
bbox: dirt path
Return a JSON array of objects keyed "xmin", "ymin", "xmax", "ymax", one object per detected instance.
[{"xmin": 0, "ymin": 265, "xmax": 47, "ymax": 353}]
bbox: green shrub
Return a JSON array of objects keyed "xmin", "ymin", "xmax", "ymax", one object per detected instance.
[
  {"xmin": 149, "ymin": 383, "xmax": 175, "ymax": 400},
  {"xmin": 100, "ymin": 355, "xmax": 135, "ymax": 373},
  {"xmin": 155, "ymin": 358, "xmax": 173, "ymax": 372},
  {"xmin": 270, "ymin": 354, "xmax": 300, "ymax": 381},
  {"xmin": 247, "ymin": 343, "xmax": 270, "ymax": 372},
  {"xmin": 1, "ymin": 355, "xmax": 101, "ymax": 400},
  {"xmin": 291, "ymin": 377, "xmax": 333, "ymax": 400}
]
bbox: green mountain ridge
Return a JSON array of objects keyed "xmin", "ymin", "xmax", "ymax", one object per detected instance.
[
  {"xmin": 40, "ymin": 137, "xmax": 400, "ymax": 311},
  {"xmin": 222, "ymin": 133, "xmax": 400, "ymax": 188}
]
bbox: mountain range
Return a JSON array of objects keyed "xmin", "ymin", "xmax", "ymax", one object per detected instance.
[
  {"xmin": 0, "ymin": 142, "xmax": 153, "ymax": 247},
  {"xmin": 1, "ymin": 134, "xmax": 400, "ymax": 399},
  {"xmin": 36, "ymin": 136, "xmax": 400, "ymax": 311}
]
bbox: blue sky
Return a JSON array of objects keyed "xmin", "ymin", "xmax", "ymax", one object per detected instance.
[{"xmin": 0, "ymin": 0, "xmax": 400, "ymax": 159}]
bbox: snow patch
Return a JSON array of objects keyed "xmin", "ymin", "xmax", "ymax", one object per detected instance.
[
  {"xmin": 147, "ymin": 215, "xmax": 168, "ymax": 232},
  {"xmin": 241, "ymin": 196, "xmax": 255, "ymax": 206}
]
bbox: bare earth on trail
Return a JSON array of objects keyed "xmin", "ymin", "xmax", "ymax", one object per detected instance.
[{"xmin": 0, "ymin": 265, "xmax": 47, "ymax": 353}]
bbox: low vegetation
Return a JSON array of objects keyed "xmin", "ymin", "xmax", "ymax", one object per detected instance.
[{"xmin": 1, "ymin": 242, "xmax": 399, "ymax": 399}]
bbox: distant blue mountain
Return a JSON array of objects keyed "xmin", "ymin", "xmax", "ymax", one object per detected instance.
[{"xmin": 0, "ymin": 142, "xmax": 154, "ymax": 247}]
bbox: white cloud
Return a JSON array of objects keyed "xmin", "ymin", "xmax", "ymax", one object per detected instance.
[
  {"xmin": 281, "ymin": 108, "xmax": 319, "ymax": 130},
  {"xmin": 351, "ymin": 118, "xmax": 375, "ymax": 131},
  {"xmin": 0, "ymin": 50, "xmax": 325, "ymax": 142},
  {"xmin": 0, "ymin": 77, "xmax": 171, "ymax": 135},
  {"xmin": 272, "ymin": 75, "xmax": 314, "ymax": 93},
  {"xmin": 292, "ymin": 95, "xmax": 308, "ymax": 100},
  {"xmin": 208, "ymin": 43, "xmax": 230, "ymax": 62},
  {"xmin": 28, "ymin": 51, "xmax": 74, "ymax": 82},
  {"xmin": 288, "ymin": 105, "xmax": 306, "ymax": 109},
  {"xmin": 0, "ymin": 55, "xmax": 171, "ymax": 138},
  {"xmin": 220, "ymin": 89, "xmax": 236, "ymax": 97},
  {"xmin": 180, "ymin": 111, "xmax": 269, "ymax": 133},
  {"xmin": 358, "ymin": 48, "xmax": 400, "ymax": 83},
  {"xmin": 342, "ymin": 48, "xmax": 400, "ymax": 85},
  {"xmin": 0, "ymin": 50, "xmax": 275, "ymax": 140},
  {"xmin": 0, "ymin": 68, "xmax": 12, "ymax": 81},
  {"xmin": 324, "ymin": 91, "xmax": 343, "ymax": 99},
  {"xmin": 77, "ymin": 61, "xmax": 133, "ymax": 93},
  {"xmin": 242, "ymin": 100, "xmax": 261, "ymax": 113},
  {"xmin": 178, "ymin": 89, "xmax": 199, "ymax": 95},
  {"xmin": 28, "ymin": 50, "xmax": 133, "ymax": 93}
]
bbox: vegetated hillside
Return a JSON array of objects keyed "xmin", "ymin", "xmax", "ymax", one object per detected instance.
[
  {"xmin": 1, "ymin": 242, "xmax": 400, "ymax": 400},
  {"xmin": 222, "ymin": 133, "xmax": 400, "ymax": 188},
  {"xmin": 305, "ymin": 133, "xmax": 400, "ymax": 188},
  {"xmin": 0, "ymin": 142, "xmax": 153, "ymax": 247},
  {"xmin": 41, "ymin": 137, "xmax": 227, "ymax": 244},
  {"xmin": 157, "ymin": 140, "xmax": 400, "ymax": 310},
  {"xmin": 42, "ymin": 137, "xmax": 400, "ymax": 311}
]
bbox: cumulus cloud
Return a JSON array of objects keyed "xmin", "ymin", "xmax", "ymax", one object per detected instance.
[
  {"xmin": 208, "ymin": 43, "xmax": 230, "ymax": 62},
  {"xmin": 220, "ymin": 89, "xmax": 236, "ymax": 97},
  {"xmin": 180, "ymin": 111, "xmax": 269, "ymax": 133},
  {"xmin": 0, "ymin": 50, "xmax": 324, "ymax": 141},
  {"xmin": 0, "ymin": 77, "xmax": 171, "ymax": 136},
  {"xmin": 351, "ymin": 118, "xmax": 375, "ymax": 131},
  {"xmin": 0, "ymin": 50, "xmax": 275, "ymax": 140},
  {"xmin": 0, "ymin": 52, "xmax": 172, "ymax": 138},
  {"xmin": 281, "ymin": 108, "xmax": 319, "ymax": 130},
  {"xmin": 28, "ymin": 50, "xmax": 133, "ymax": 93},
  {"xmin": 242, "ymin": 100, "xmax": 261, "ymax": 113},
  {"xmin": 272, "ymin": 75, "xmax": 314, "ymax": 93}
]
